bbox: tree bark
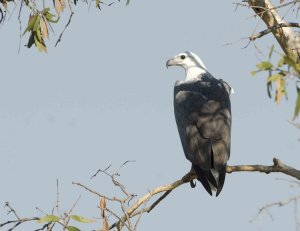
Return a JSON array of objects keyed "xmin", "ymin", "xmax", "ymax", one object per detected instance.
[{"xmin": 249, "ymin": 0, "xmax": 300, "ymax": 60}]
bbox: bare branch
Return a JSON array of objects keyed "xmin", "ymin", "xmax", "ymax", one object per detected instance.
[
  {"xmin": 130, "ymin": 190, "xmax": 172, "ymax": 217},
  {"xmin": 3, "ymin": 158, "xmax": 300, "ymax": 231},
  {"xmin": 227, "ymin": 158, "xmax": 300, "ymax": 180},
  {"xmin": 119, "ymin": 160, "xmax": 136, "ymax": 169},
  {"xmin": 90, "ymin": 164, "xmax": 136, "ymax": 199},
  {"xmin": 55, "ymin": 11, "xmax": 74, "ymax": 47},
  {"xmin": 0, "ymin": 217, "xmax": 40, "ymax": 228},
  {"xmin": 105, "ymin": 207, "xmax": 131, "ymax": 230},
  {"xmin": 91, "ymin": 164, "xmax": 112, "ymax": 179},
  {"xmin": 17, "ymin": 0, "xmax": 23, "ymax": 54},
  {"xmin": 108, "ymin": 157, "xmax": 300, "ymax": 230},
  {"xmin": 4, "ymin": 202, "xmax": 20, "ymax": 220},
  {"xmin": 72, "ymin": 182, "xmax": 120, "ymax": 202},
  {"xmin": 250, "ymin": 194, "xmax": 300, "ymax": 223},
  {"xmin": 249, "ymin": 22, "xmax": 300, "ymax": 41}
]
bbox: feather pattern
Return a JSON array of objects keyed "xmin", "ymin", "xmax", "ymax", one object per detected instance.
[{"xmin": 174, "ymin": 74, "xmax": 231, "ymax": 196}]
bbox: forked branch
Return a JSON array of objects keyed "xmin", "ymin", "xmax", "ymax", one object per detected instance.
[
  {"xmin": 2, "ymin": 158, "xmax": 300, "ymax": 231},
  {"xmin": 78, "ymin": 157, "xmax": 300, "ymax": 231},
  {"xmin": 248, "ymin": 0, "xmax": 300, "ymax": 59},
  {"xmin": 249, "ymin": 22, "xmax": 300, "ymax": 41}
]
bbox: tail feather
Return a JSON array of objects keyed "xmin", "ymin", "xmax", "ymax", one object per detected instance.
[
  {"xmin": 193, "ymin": 164, "xmax": 227, "ymax": 196},
  {"xmin": 193, "ymin": 165, "xmax": 212, "ymax": 196},
  {"xmin": 216, "ymin": 164, "xmax": 227, "ymax": 197}
]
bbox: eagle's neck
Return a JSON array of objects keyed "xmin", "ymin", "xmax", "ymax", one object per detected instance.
[{"xmin": 185, "ymin": 67, "xmax": 207, "ymax": 82}]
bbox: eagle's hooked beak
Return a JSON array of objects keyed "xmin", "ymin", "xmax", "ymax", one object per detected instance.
[{"xmin": 166, "ymin": 58, "xmax": 176, "ymax": 69}]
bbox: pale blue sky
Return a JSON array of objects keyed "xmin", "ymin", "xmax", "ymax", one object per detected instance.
[{"xmin": 1, "ymin": 1, "xmax": 300, "ymax": 230}]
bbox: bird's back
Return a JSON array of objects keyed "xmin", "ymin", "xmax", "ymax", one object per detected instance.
[{"xmin": 174, "ymin": 76, "xmax": 231, "ymax": 196}]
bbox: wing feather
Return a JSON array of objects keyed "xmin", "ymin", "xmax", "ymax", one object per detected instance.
[{"xmin": 174, "ymin": 80, "xmax": 231, "ymax": 171}]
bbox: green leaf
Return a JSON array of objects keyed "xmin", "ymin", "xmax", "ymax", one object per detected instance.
[
  {"xmin": 294, "ymin": 86, "xmax": 300, "ymax": 119},
  {"xmin": 37, "ymin": 215, "xmax": 60, "ymax": 223},
  {"xmin": 67, "ymin": 226, "xmax": 81, "ymax": 231},
  {"xmin": 283, "ymin": 55, "xmax": 296, "ymax": 67},
  {"xmin": 278, "ymin": 57, "xmax": 284, "ymax": 67},
  {"xmin": 250, "ymin": 71, "xmax": 257, "ymax": 76},
  {"xmin": 36, "ymin": 23, "xmax": 42, "ymax": 42},
  {"xmin": 294, "ymin": 63, "xmax": 300, "ymax": 74},
  {"xmin": 268, "ymin": 45, "xmax": 275, "ymax": 60},
  {"xmin": 45, "ymin": 13, "xmax": 60, "ymax": 23},
  {"xmin": 280, "ymin": 78, "xmax": 288, "ymax": 99},
  {"xmin": 267, "ymin": 73, "xmax": 283, "ymax": 83},
  {"xmin": 96, "ymin": 0, "xmax": 100, "ymax": 8},
  {"xmin": 33, "ymin": 14, "xmax": 40, "ymax": 32},
  {"xmin": 34, "ymin": 34, "xmax": 47, "ymax": 52},
  {"xmin": 70, "ymin": 215, "xmax": 96, "ymax": 223},
  {"xmin": 281, "ymin": 54, "xmax": 300, "ymax": 75},
  {"xmin": 42, "ymin": 7, "xmax": 51, "ymax": 14},
  {"xmin": 23, "ymin": 14, "xmax": 38, "ymax": 35},
  {"xmin": 256, "ymin": 61, "xmax": 273, "ymax": 70}
]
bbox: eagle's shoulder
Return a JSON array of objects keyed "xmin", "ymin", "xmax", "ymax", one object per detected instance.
[{"xmin": 218, "ymin": 79, "xmax": 234, "ymax": 95}]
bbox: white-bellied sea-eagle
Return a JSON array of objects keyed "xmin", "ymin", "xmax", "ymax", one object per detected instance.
[{"xmin": 166, "ymin": 51, "xmax": 233, "ymax": 196}]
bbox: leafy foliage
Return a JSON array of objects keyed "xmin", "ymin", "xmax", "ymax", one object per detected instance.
[
  {"xmin": 294, "ymin": 85, "xmax": 300, "ymax": 120},
  {"xmin": 0, "ymin": 0, "xmax": 130, "ymax": 52},
  {"xmin": 23, "ymin": 8, "xmax": 59, "ymax": 52},
  {"xmin": 37, "ymin": 213, "xmax": 95, "ymax": 230},
  {"xmin": 67, "ymin": 226, "xmax": 81, "ymax": 231},
  {"xmin": 69, "ymin": 215, "xmax": 96, "ymax": 223},
  {"xmin": 252, "ymin": 46, "xmax": 300, "ymax": 119},
  {"xmin": 38, "ymin": 215, "xmax": 60, "ymax": 223}
]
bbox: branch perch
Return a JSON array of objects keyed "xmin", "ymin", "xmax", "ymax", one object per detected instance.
[
  {"xmin": 227, "ymin": 158, "xmax": 300, "ymax": 180},
  {"xmin": 2, "ymin": 158, "xmax": 300, "ymax": 231},
  {"xmin": 92, "ymin": 157, "xmax": 300, "ymax": 231}
]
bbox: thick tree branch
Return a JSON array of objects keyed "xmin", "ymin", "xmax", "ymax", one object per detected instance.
[
  {"xmin": 248, "ymin": 0, "xmax": 300, "ymax": 60},
  {"xmin": 103, "ymin": 158, "xmax": 300, "ymax": 231},
  {"xmin": 227, "ymin": 158, "xmax": 300, "ymax": 180}
]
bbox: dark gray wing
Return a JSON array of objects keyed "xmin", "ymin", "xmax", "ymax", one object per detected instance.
[{"xmin": 174, "ymin": 80, "xmax": 231, "ymax": 195}]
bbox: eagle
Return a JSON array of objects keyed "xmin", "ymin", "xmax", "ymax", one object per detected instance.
[{"xmin": 166, "ymin": 51, "xmax": 232, "ymax": 196}]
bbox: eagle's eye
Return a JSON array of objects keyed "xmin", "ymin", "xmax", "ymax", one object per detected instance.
[{"xmin": 180, "ymin": 55, "xmax": 186, "ymax": 60}]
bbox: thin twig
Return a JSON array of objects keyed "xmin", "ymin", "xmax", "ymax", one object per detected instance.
[
  {"xmin": 17, "ymin": 0, "xmax": 23, "ymax": 54},
  {"xmin": 250, "ymin": 194, "xmax": 300, "ymax": 223},
  {"xmin": 54, "ymin": 179, "xmax": 62, "ymax": 217},
  {"xmin": 105, "ymin": 207, "xmax": 131, "ymax": 230},
  {"xmin": 0, "ymin": 217, "xmax": 39, "ymax": 228},
  {"xmin": 91, "ymin": 164, "xmax": 112, "ymax": 179},
  {"xmin": 55, "ymin": 12, "xmax": 74, "ymax": 47},
  {"xmin": 72, "ymin": 182, "xmax": 119, "ymax": 202},
  {"xmin": 5, "ymin": 202, "xmax": 20, "ymax": 219}
]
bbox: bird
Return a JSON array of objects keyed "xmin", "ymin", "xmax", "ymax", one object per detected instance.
[{"xmin": 166, "ymin": 51, "xmax": 233, "ymax": 196}]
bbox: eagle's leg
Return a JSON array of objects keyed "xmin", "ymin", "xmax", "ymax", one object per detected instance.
[
  {"xmin": 189, "ymin": 166, "xmax": 196, "ymax": 188},
  {"xmin": 190, "ymin": 180, "xmax": 196, "ymax": 188}
]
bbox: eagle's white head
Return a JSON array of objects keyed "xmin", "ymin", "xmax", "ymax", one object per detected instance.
[{"xmin": 166, "ymin": 51, "xmax": 207, "ymax": 81}]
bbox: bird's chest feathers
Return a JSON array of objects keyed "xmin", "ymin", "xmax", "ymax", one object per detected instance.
[{"xmin": 185, "ymin": 67, "xmax": 206, "ymax": 80}]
